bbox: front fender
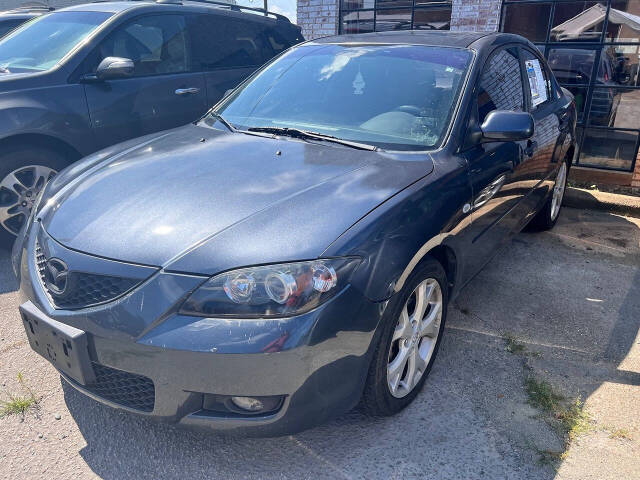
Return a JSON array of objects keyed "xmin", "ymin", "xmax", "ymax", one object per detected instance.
[
  {"xmin": 323, "ymin": 156, "xmax": 473, "ymax": 302},
  {"xmin": 0, "ymin": 84, "xmax": 93, "ymax": 155}
]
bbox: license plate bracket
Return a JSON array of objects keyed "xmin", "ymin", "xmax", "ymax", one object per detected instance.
[{"xmin": 20, "ymin": 302, "xmax": 95, "ymax": 385}]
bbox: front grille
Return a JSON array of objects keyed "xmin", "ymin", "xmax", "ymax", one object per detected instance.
[
  {"xmin": 86, "ymin": 362, "xmax": 155, "ymax": 412},
  {"xmin": 35, "ymin": 242, "xmax": 47, "ymax": 278},
  {"xmin": 35, "ymin": 242, "xmax": 140, "ymax": 310}
]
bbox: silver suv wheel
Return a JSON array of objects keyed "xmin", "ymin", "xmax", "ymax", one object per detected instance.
[{"xmin": 0, "ymin": 165, "xmax": 56, "ymax": 235}]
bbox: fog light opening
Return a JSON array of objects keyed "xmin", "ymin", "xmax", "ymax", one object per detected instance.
[
  {"xmin": 202, "ymin": 393, "xmax": 285, "ymax": 417},
  {"xmin": 231, "ymin": 396, "xmax": 264, "ymax": 412}
]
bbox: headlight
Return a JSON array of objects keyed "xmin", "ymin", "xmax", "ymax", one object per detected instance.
[{"xmin": 180, "ymin": 258, "xmax": 360, "ymax": 318}]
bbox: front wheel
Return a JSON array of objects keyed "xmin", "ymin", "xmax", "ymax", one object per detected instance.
[
  {"xmin": 0, "ymin": 146, "xmax": 67, "ymax": 248},
  {"xmin": 361, "ymin": 258, "xmax": 448, "ymax": 416},
  {"xmin": 526, "ymin": 157, "xmax": 569, "ymax": 232}
]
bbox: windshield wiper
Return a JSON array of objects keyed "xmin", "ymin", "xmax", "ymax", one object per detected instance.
[
  {"xmin": 205, "ymin": 112, "xmax": 236, "ymax": 132},
  {"xmin": 246, "ymin": 127, "xmax": 378, "ymax": 151}
]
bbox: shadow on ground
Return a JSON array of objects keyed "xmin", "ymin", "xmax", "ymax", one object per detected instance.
[
  {"xmin": 53, "ymin": 208, "xmax": 640, "ymax": 479},
  {"xmin": 0, "ymin": 250, "xmax": 18, "ymax": 294}
]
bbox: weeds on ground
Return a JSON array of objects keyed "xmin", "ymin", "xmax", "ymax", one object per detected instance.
[
  {"xmin": 536, "ymin": 448, "xmax": 567, "ymax": 466},
  {"xmin": 607, "ymin": 428, "xmax": 633, "ymax": 440},
  {"xmin": 503, "ymin": 333, "xmax": 527, "ymax": 355},
  {"xmin": 0, "ymin": 372, "xmax": 38, "ymax": 418},
  {"xmin": 503, "ymin": 333, "xmax": 541, "ymax": 357},
  {"xmin": 556, "ymin": 397, "xmax": 592, "ymax": 442},
  {"xmin": 524, "ymin": 376, "xmax": 593, "ymax": 465},
  {"xmin": 525, "ymin": 377, "xmax": 563, "ymax": 412}
]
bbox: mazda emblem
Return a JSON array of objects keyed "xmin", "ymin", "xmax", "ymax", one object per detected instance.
[{"xmin": 44, "ymin": 258, "xmax": 69, "ymax": 295}]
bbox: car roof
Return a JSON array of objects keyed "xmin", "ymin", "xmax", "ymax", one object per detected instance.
[
  {"xmin": 56, "ymin": 2, "xmax": 132, "ymax": 13},
  {"xmin": 58, "ymin": 0, "xmax": 292, "ymax": 23},
  {"xmin": 0, "ymin": 12, "xmax": 38, "ymax": 19},
  {"xmin": 312, "ymin": 31, "xmax": 519, "ymax": 49}
]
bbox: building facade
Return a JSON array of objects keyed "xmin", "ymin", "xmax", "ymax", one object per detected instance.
[
  {"xmin": 2, "ymin": 0, "xmax": 638, "ymax": 186},
  {"xmin": 297, "ymin": 0, "xmax": 640, "ymax": 188}
]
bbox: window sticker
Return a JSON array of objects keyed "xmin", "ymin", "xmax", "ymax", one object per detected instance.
[
  {"xmin": 352, "ymin": 70, "xmax": 365, "ymax": 95},
  {"xmin": 525, "ymin": 59, "xmax": 547, "ymax": 107}
]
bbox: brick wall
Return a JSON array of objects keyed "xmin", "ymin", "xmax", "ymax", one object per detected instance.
[
  {"xmin": 297, "ymin": 0, "xmax": 338, "ymax": 40},
  {"xmin": 297, "ymin": 0, "xmax": 502, "ymax": 41},
  {"xmin": 450, "ymin": 0, "xmax": 501, "ymax": 32}
]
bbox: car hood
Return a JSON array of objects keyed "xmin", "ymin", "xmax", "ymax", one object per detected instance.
[
  {"xmin": 41, "ymin": 124, "xmax": 433, "ymax": 272},
  {"xmin": 0, "ymin": 69, "xmax": 43, "ymax": 84}
]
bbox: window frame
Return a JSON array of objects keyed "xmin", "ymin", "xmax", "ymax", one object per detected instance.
[
  {"xmin": 83, "ymin": 12, "xmax": 192, "ymax": 79},
  {"xmin": 338, "ymin": 0, "xmax": 452, "ymax": 34},
  {"xmin": 474, "ymin": 45, "xmax": 528, "ymax": 126}
]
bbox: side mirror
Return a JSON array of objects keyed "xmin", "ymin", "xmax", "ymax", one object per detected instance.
[
  {"xmin": 95, "ymin": 56, "xmax": 134, "ymax": 81},
  {"xmin": 480, "ymin": 110, "xmax": 534, "ymax": 142}
]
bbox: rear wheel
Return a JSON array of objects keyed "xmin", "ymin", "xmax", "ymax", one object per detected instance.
[
  {"xmin": 0, "ymin": 146, "xmax": 67, "ymax": 248},
  {"xmin": 361, "ymin": 258, "xmax": 448, "ymax": 416},
  {"xmin": 526, "ymin": 157, "xmax": 569, "ymax": 232}
]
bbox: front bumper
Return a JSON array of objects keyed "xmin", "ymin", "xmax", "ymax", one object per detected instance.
[{"xmin": 16, "ymin": 226, "xmax": 383, "ymax": 436}]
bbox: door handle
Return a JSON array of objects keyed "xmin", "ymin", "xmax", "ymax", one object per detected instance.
[
  {"xmin": 473, "ymin": 174, "xmax": 506, "ymax": 210},
  {"xmin": 524, "ymin": 140, "xmax": 537, "ymax": 157},
  {"xmin": 175, "ymin": 87, "xmax": 200, "ymax": 96}
]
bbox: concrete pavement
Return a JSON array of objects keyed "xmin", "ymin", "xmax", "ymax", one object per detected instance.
[{"xmin": 0, "ymin": 207, "xmax": 638, "ymax": 479}]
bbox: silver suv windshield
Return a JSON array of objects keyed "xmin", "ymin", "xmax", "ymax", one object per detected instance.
[
  {"xmin": 0, "ymin": 11, "xmax": 112, "ymax": 73},
  {"xmin": 209, "ymin": 44, "xmax": 473, "ymax": 151}
]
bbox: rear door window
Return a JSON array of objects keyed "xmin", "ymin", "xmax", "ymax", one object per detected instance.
[{"xmin": 189, "ymin": 15, "xmax": 272, "ymax": 71}]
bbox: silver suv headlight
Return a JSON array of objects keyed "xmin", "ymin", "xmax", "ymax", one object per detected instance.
[{"xmin": 180, "ymin": 258, "xmax": 360, "ymax": 318}]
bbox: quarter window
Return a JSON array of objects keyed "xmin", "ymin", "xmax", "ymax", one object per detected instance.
[
  {"xmin": 477, "ymin": 48, "xmax": 524, "ymax": 123},
  {"xmin": 522, "ymin": 49, "xmax": 551, "ymax": 108},
  {"xmin": 95, "ymin": 15, "xmax": 189, "ymax": 77}
]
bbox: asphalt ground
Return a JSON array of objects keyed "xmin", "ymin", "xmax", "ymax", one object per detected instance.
[{"xmin": 1, "ymin": 206, "xmax": 638, "ymax": 479}]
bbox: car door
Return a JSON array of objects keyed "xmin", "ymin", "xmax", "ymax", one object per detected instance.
[
  {"xmin": 188, "ymin": 14, "xmax": 276, "ymax": 107},
  {"xmin": 515, "ymin": 47, "xmax": 563, "ymax": 225},
  {"xmin": 460, "ymin": 46, "xmax": 535, "ymax": 277},
  {"xmin": 82, "ymin": 14, "xmax": 208, "ymax": 149}
]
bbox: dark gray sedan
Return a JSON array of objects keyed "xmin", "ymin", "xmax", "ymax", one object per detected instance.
[{"xmin": 14, "ymin": 31, "xmax": 576, "ymax": 436}]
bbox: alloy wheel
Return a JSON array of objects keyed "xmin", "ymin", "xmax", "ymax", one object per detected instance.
[
  {"xmin": 0, "ymin": 165, "xmax": 56, "ymax": 236},
  {"xmin": 387, "ymin": 278, "xmax": 443, "ymax": 398},
  {"xmin": 550, "ymin": 162, "xmax": 567, "ymax": 221}
]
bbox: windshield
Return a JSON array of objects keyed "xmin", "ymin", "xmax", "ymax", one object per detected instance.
[
  {"xmin": 0, "ymin": 11, "xmax": 112, "ymax": 72},
  {"xmin": 208, "ymin": 44, "xmax": 472, "ymax": 151}
]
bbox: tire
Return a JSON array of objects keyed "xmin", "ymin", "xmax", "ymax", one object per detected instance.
[
  {"xmin": 361, "ymin": 257, "xmax": 448, "ymax": 417},
  {"xmin": 526, "ymin": 156, "xmax": 570, "ymax": 232},
  {"xmin": 0, "ymin": 146, "xmax": 68, "ymax": 249}
]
